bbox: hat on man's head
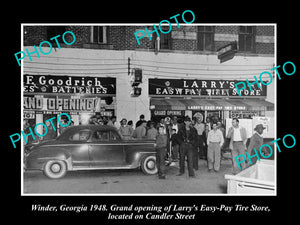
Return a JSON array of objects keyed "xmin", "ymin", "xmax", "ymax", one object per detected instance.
[
  {"xmin": 254, "ymin": 124, "xmax": 266, "ymax": 131},
  {"xmin": 184, "ymin": 116, "xmax": 191, "ymax": 122}
]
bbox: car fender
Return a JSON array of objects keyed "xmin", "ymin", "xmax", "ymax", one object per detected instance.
[
  {"xmin": 26, "ymin": 146, "xmax": 72, "ymax": 170},
  {"xmin": 37, "ymin": 154, "xmax": 73, "ymax": 171},
  {"xmin": 135, "ymin": 152, "xmax": 156, "ymax": 167}
]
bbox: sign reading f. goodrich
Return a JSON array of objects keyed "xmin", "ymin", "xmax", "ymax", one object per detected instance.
[
  {"xmin": 149, "ymin": 78, "xmax": 266, "ymax": 97},
  {"xmin": 24, "ymin": 74, "xmax": 116, "ymax": 96}
]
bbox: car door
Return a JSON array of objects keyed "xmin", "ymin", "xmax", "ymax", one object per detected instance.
[
  {"xmin": 68, "ymin": 129, "xmax": 91, "ymax": 168},
  {"xmin": 88, "ymin": 129, "xmax": 126, "ymax": 167}
]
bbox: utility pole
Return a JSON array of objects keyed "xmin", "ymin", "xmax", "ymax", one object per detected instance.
[{"xmin": 128, "ymin": 57, "xmax": 130, "ymax": 76}]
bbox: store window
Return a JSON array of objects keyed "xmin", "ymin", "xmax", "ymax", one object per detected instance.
[
  {"xmin": 197, "ymin": 26, "xmax": 214, "ymax": 51},
  {"xmin": 91, "ymin": 26, "xmax": 107, "ymax": 44},
  {"xmin": 238, "ymin": 26, "xmax": 256, "ymax": 52}
]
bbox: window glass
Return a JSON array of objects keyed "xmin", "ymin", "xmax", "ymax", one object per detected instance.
[
  {"xmin": 69, "ymin": 129, "xmax": 91, "ymax": 141},
  {"xmin": 92, "ymin": 130, "xmax": 110, "ymax": 142},
  {"xmin": 110, "ymin": 131, "xmax": 121, "ymax": 141},
  {"xmin": 238, "ymin": 26, "xmax": 255, "ymax": 52},
  {"xmin": 205, "ymin": 26, "xmax": 213, "ymax": 32},
  {"xmin": 92, "ymin": 26, "xmax": 107, "ymax": 44},
  {"xmin": 239, "ymin": 26, "xmax": 246, "ymax": 33},
  {"xmin": 152, "ymin": 30, "xmax": 171, "ymax": 50},
  {"xmin": 246, "ymin": 26, "xmax": 253, "ymax": 34},
  {"xmin": 197, "ymin": 26, "xmax": 214, "ymax": 51}
]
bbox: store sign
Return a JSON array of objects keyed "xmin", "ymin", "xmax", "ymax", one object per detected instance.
[
  {"xmin": 149, "ymin": 78, "xmax": 266, "ymax": 97},
  {"xmin": 188, "ymin": 105, "xmax": 246, "ymax": 111},
  {"xmin": 23, "ymin": 96, "xmax": 101, "ymax": 111},
  {"xmin": 24, "ymin": 75, "xmax": 116, "ymax": 96},
  {"xmin": 230, "ymin": 110, "xmax": 260, "ymax": 119},
  {"xmin": 154, "ymin": 110, "xmax": 184, "ymax": 116}
]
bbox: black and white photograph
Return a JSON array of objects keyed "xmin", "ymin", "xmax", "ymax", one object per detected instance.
[
  {"xmin": 4, "ymin": 6, "xmax": 298, "ymax": 221},
  {"xmin": 20, "ymin": 24, "xmax": 276, "ymax": 195}
]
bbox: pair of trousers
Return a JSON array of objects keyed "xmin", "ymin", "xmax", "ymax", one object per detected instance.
[
  {"xmin": 171, "ymin": 145, "xmax": 179, "ymax": 160},
  {"xmin": 197, "ymin": 135, "xmax": 206, "ymax": 158},
  {"xmin": 193, "ymin": 145, "xmax": 198, "ymax": 170},
  {"xmin": 231, "ymin": 141, "xmax": 246, "ymax": 174},
  {"xmin": 156, "ymin": 147, "xmax": 167, "ymax": 176},
  {"xmin": 179, "ymin": 143, "xmax": 195, "ymax": 176},
  {"xmin": 207, "ymin": 142, "xmax": 221, "ymax": 171}
]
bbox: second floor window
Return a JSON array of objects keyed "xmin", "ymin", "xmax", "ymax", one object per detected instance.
[
  {"xmin": 91, "ymin": 26, "xmax": 107, "ymax": 44},
  {"xmin": 238, "ymin": 26, "xmax": 255, "ymax": 52},
  {"xmin": 152, "ymin": 26, "xmax": 172, "ymax": 50},
  {"xmin": 197, "ymin": 26, "xmax": 214, "ymax": 51},
  {"xmin": 160, "ymin": 28, "xmax": 171, "ymax": 50}
]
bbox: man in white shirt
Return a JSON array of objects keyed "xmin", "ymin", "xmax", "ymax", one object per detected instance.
[
  {"xmin": 227, "ymin": 118, "xmax": 247, "ymax": 174},
  {"xmin": 207, "ymin": 123, "xmax": 224, "ymax": 172}
]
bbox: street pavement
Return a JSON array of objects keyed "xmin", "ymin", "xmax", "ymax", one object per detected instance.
[{"xmin": 23, "ymin": 158, "xmax": 234, "ymax": 194}]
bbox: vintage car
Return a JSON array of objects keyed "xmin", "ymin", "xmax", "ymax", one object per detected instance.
[{"xmin": 25, "ymin": 125, "xmax": 158, "ymax": 179}]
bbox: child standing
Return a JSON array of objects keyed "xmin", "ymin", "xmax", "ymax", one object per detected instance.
[{"xmin": 155, "ymin": 126, "xmax": 168, "ymax": 179}]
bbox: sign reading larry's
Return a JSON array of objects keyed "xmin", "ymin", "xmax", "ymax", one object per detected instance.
[{"xmin": 149, "ymin": 78, "xmax": 267, "ymax": 97}]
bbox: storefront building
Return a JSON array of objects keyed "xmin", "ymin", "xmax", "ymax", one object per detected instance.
[
  {"xmin": 149, "ymin": 78, "xmax": 272, "ymax": 120},
  {"xmin": 23, "ymin": 74, "xmax": 116, "ymax": 136},
  {"xmin": 23, "ymin": 25, "xmax": 275, "ymax": 138},
  {"xmin": 148, "ymin": 78, "xmax": 274, "ymax": 138}
]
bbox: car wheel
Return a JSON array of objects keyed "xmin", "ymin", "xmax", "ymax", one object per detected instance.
[
  {"xmin": 43, "ymin": 160, "xmax": 67, "ymax": 179},
  {"xmin": 141, "ymin": 155, "xmax": 158, "ymax": 175}
]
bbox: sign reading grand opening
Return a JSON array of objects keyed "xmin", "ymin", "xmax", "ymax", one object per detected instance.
[
  {"xmin": 24, "ymin": 74, "xmax": 116, "ymax": 96},
  {"xmin": 149, "ymin": 78, "xmax": 266, "ymax": 97}
]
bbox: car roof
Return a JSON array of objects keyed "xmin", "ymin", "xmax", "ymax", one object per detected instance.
[
  {"xmin": 57, "ymin": 125, "xmax": 117, "ymax": 140},
  {"xmin": 65, "ymin": 124, "xmax": 116, "ymax": 132}
]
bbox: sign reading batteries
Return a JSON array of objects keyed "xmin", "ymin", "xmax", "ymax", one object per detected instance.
[
  {"xmin": 149, "ymin": 78, "xmax": 267, "ymax": 97},
  {"xmin": 24, "ymin": 74, "xmax": 116, "ymax": 95}
]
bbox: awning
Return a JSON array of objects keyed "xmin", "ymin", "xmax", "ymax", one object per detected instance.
[{"xmin": 150, "ymin": 98, "xmax": 274, "ymax": 111}]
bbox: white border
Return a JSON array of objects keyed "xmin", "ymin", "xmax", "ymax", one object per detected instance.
[{"xmin": 21, "ymin": 23, "xmax": 277, "ymax": 196}]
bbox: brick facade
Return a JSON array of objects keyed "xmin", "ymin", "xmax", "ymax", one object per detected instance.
[{"xmin": 24, "ymin": 25, "xmax": 274, "ymax": 55}]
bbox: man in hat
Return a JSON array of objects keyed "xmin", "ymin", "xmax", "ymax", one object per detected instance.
[
  {"xmin": 176, "ymin": 116, "xmax": 198, "ymax": 177},
  {"xmin": 246, "ymin": 124, "xmax": 266, "ymax": 167}
]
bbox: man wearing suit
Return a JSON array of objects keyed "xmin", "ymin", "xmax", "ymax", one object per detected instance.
[
  {"xmin": 226, "ymin": 118, "xmax": 247, "ymax": 174},
  {"xmin": 246, "ymin": 124, "xmax": 266, "ymax": 167}
]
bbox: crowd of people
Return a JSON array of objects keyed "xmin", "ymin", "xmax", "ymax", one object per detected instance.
[
  {"xmin": 92, "ymin": 113, "xmax": 230, "ymax": 179},
  {"xmin": 24, "ymin": 113, "xmax": 266, "ymax": 179},
  {"xmin": 98, "ymin": 114, "xmax": 267, "ymax": 179}
]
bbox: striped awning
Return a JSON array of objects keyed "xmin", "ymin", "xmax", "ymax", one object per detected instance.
[{"xmin": 150, "ymin": 98, "xmax": 274, "ymax": 111}]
